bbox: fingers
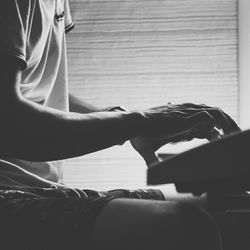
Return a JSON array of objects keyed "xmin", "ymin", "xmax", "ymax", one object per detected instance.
[
  {"xmin": 206, "ymin": 127, "xmax": 223, "ymax": 141},
  {"xmin": 202, "ymin": 108, "xmax": 231, "ymax": 134},
  {"xmin": 170, "ymin": 103, "xmax": 240, "ymax": 135},
  {"xmin": 188, "ymin": 111, "xmax": 216, "ymax": 139},
  {"xmin": 193, "ymin": 103, "xmax": 239, "ymax": 132},
  {"xmin": 217, "ymin": 109, "xmax": 241, "ymax": 132},
  {"xmin": 146, "ymin": 103, "xmax": 240, "ymax": 143},
  {"xmin": 159, "ymin": 110, "xmax": 216, "ymax": 142},
  {"xmin": 200, "ymin": 106, "xmax": 240, "ymax": 134}
]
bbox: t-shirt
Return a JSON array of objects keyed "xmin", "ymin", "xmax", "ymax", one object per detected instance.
[{"xmin": 0, "ymin": 0, "xmax": 74, "ymax": 184}]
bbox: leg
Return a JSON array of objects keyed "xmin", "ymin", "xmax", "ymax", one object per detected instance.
[{"xmin": 89, "ymin": 198, "xmax": 223, "ymax": 250}]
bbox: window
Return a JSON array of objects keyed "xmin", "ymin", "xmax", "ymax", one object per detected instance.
[
  {"xmin": 238, "ymin": 0, "xmax": 250, "ymax": 129},
  {"xmin": 64, "ymin": 0, "xmax": 239, "ymax": 190}
]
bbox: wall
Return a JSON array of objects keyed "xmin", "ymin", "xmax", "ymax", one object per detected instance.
[{"xmin": 64, "ymin": 0, "xmax": 238, "ymax": 190}]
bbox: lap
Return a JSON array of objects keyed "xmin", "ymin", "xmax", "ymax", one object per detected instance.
[
  {"xmin": 0, "ymin": 188, "xmax": 221, "ymax": 250},
  {"xmin": 0, "ymin": 196, "xmax": 112, "ymax": 250},
  {"xmin": 0, "ymin": 187, "xmax": 165, "ymax": 250}
]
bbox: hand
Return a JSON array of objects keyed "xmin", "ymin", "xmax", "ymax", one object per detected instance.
[
  {"xmin": 131, "ymin": 103, "xmax": 241, "ymax": 167},
  {"xmin": 140, "ymin": 103, "xmax": 240, "ymax": 141},
  {"xmin": 130, "ymin": 136, "xmax": 160, "ymax": 168},
  {"xmin": 130, "ymin": 128, "xmax": 221, "ymax": 168}
]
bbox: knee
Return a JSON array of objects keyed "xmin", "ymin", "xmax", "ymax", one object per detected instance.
[
  {"xmin": 172, "ymin": 202, "xmax": 223, "ymax": 250},
  {"xmin": 90, "ymin": 199, "xmax": 222, "ymax": 250}
]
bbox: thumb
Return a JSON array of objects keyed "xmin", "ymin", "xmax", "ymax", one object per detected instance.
[{"xmin": 141, "ymin": 150, "xmax": 160, "ymax": 168}]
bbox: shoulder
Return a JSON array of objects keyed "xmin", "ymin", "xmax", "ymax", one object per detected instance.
[{"xmin": 0, "ymin": 1, "xmax": 33, "ymax": 70}]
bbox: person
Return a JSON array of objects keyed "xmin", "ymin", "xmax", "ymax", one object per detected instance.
[{"xmin": 0, "ymin": 1, "xmax": 240, "ymax": 249}]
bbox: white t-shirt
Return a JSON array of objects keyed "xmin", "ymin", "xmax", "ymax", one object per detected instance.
[{"xmin": 0, "ymin": 0, "xmax": 74, "ymax": 183}]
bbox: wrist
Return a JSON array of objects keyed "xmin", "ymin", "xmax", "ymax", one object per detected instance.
[{"xmin": 105, "ymin": 106, "xmax": 145, "ymax": 138}]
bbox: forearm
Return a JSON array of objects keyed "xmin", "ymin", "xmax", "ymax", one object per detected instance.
[
  {"xmin": 69, "ymin": 93, "xmax": 124, "ymax": 114},
  {"xmin": 0, "ymin": 97, "xmax": 143, "ymax": 162},
  {"xmin": 69, "ymin": 93, "xmax": 101, "ymax": 113}
]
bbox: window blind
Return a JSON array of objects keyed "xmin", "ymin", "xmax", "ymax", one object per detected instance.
[{"xmin": 64, "ymin": 0, "xmax": 238, "ymax": 190}]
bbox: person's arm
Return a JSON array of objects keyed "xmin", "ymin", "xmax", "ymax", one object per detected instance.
[
  {"xmin": 0, "ymin": 55, "xmax": 239, "ymax": 164},
  {"xmin": 69, "ymin": 93, "xmax": 126, "ymax": 114},
  {"xmin": 0, "ymin": 56, "xmax": 143, "ymax": 162},
  {"xmin": 69, "ymin": 93, "xmax": 101, "ymax": 114},
  {"xmin": 68, "ymin": 93, "xmax": 240, "ymax": 168}
]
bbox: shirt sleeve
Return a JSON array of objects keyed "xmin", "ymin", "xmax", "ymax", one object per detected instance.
[
  {"xmin": 64, "ymin": 0, "xmax": 75, "ymax": 34},
  {"xmin": 0, "ymin": 1, "xmax": 29, "ymax": 70}
]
